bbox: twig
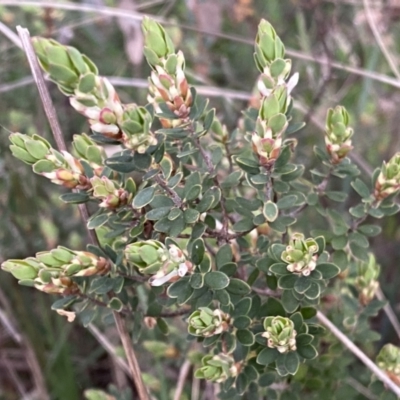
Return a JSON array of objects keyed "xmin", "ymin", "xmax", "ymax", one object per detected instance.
[
  {"xmin": 174, "ymin": 359, "xmax": 192, "ymax": 400},
  {"xmin": 87, "ymin": 323, "xmax": 131, "ymax": 375},
  {"xmin": 16, "ymin": 26, "xmax": 148, "ymax": 400},
  {"xmin": 0, "ymin": 21, "xmax": 21, "ymax": 47},
  {"xmin": 154, "ymin": 174, "xmax": 183, "ymax": 208},
  {"xmin": 316, "ymin": 311, "xmax": 400, "ymax": 397},
  {"xmin": 113, "ymin": 312, "xmax": 150, "ymax": 399},
  {"xmin": 363, "ymin": 0, "xmax": 400, "ymax": 80},
  {"xmin": 376, "ymin": 287, "xmax": 400, "ymax": 341}
]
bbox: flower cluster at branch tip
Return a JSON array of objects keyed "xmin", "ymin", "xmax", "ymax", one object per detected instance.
[
  {"xmin": 354, "ymin": 253, "xmax": 380, "ymax": 306},
  {"xmin": 1, "ymin": 247, "xmax": 110, "ymax": 294},
  {"xmin": 142, "ymin": 17, "xmax": 192, "ymax": 128},
  {"xmin": 325, "ymin": 106, "xmax": 354, "ymax": 164},
  {"xmin": 90, "ymin": 176, "xmax": 131, "ymax": 209},
  {"xmin": 374, "ymin": 152, "xmax": 400, "ymax": 200},
  {"xmin": 250, "ymin": 21, "xmax": 298, "ymax": 167},
  {"xmin": 195, "ymin": 354, "xmax": 238, "ymax": 383},
  {"xmin": 124, "ymin": 241, "xmax": 193, "ymax": 286},
  {"xmin": 33, "ymin": 38, "xmax": 156, "ymax": 152},
  {"xmin": 9, "ymin": 133, "xmax": 90, "ymax": 189},
  {"xmin": 188, "ymin": 308, "xmax": 231, "ymax": 337},
  {"xmin": 377, "ymin": 344, "xmax": 400, "ymax": 385},
  {"xmin": 281, "ymin": 233, "xmax": 319, "ymax": 276},
  {"xmin": 262, "ymin": 316, "xmax": 297, "ymax": 353},
  {"xmin": 72, "ymin": 133, "xmax": 106, "ymax": 175}
]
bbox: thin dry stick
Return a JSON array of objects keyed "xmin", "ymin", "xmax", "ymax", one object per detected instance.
[
  {"xmin": 3, "ymin": 1, "xmax": 400, "ymax": 89},
  {"xmin": 316, "ymin": 311, "xmax": 400, "ymax": 397},
  {"xmin": 87, "ymin": 323, "xmax": 131, "ymax": 375},
  {"xmin": 376, "ymin": 287, "xmax": 400, "ymax": 340},
  {"xmin": 16, "ymin": 26, "xmax": 149, "ymax": 400},
  {"xmin": 113, "ymin": 311, "xmax": 150, "ymax": 400},
  {"xmin": 174, "ymin": 359, "xmax": 192, "ymax": 400},
  {"xmin": 363, "ymin": 0, "xmax": 400, "ymax": 80}
]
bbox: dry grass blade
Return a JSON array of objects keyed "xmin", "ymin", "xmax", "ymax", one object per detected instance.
[
  {"xmin": 363, "ymin": 0, "xmax": 400, "ymax": 80},
  {"xmin": 2, "ymin": 1, "xmax": 400, "ymax": 89}
]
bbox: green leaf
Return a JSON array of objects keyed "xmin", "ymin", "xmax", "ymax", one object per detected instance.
[
  {"xmin": 285, "ymin": 352, "xmax": 299, "ymax": 375},
  {"xmin": 108, "ymin": 297, "xmax": 123, "ymax": 312},
  {"xmin": 331, "ymin": 235, "xmax": 348, "ymax": 250},
  {"xmin": 167, "ymin": 278, "xmax": 189, "ymax": 298},
  {"xmin": 258, "ymin": 372, "xmax": 276, "ymax": 387},
  {"xmin": 358, "ymin": 224, "xmax": 382, "ymax": 237},
  {"xmin": 226, "ymin": 278, "xmax": 251, "ymax": 295},
  {"xmin": 213, "ymin": 289, "xmax": 230, "ymax": 306},
  {"xmin": 60, "ymin": 192, "xmax": 90, "ymax": 204},
  {"xmin": 315, "ymin": 263, "xmax": 340, "ymax": 279},
  {"xmin": 349, "ymin": 204, "xmax": 366, "ymax": 218},
  {"xmin": 257, "ymin": 347, "xmax": 279, "ymax": 365},
  {"xmin": 220, "ymin": 262, "xmax": 237, "ymax": 276},
  {"xmin": 274, "ymin": 145, "xmax": 291, "ymax": 169},
  {"xmin": 133, "ymin": 187, "xmax": 155, "ymax": 208},
  {"xmin": 87, "ymin": 213, "xmax": 108, "ymax": 229},
  {"xmin": 297, "ymin": 344, "xmax": 318, "ymax": 359},
  {"xmin": 281, "ymin": 290, "xmax": 299, "ymax": 313},
  {"xmin": 350, "ymin": 242, "xmax": 369, "ymax": 262},
  {"xmin": 278, "ymin": 274, "xmax": 298, "ymax": 290},
  {"xmin": 300, "ymin": 307, "xmax": 317, "ymax": 320},
  {"xmin": 156, "ymin": 317, "xmax": 169, "ymax": 335},
  {"xmin": 349, "ymin": 232, "xmax": 369, "ymax": 248},
  {"xmin": 325, "ymin": 191, "xmax": 347, "ymax": 202},
  {"xmin": 145, "ymin": 206, "xmax": 171, "ymax": 221},
  {"xmin": 191, "ymin": 238, "xmax": 205, "ymax": 265},
  {"xmin": 104, "ymin": 155, "xmax": 136, "ymax": 173},
  {"xmin": 232, "ymin": 218, "xmax": 254, "ymax": 232},
  {"xmin": 190, "ymin": 273, "xmax": 204, "ymax": 289},
  {"xmin": 304, "ymin": 282, "xmax": 320, "ymax": 300},
  {"xmin": 234, "ymin": 156, "xmax": 260, "ymax": 175},
  {"xmin": 277, "ymin": 195, "xmax": 298, "ymax": 209},
  {"xmin": 262, "ymin": 298, "xmax": 286, "ymax": 317},
  {"xmin": 351, "ymin": 178, "xmax": 370, "ymax": 198},
  {"xmin": 233, "ymin": 315, "xmax": 251, "ymax": 329},
  {"xmin": 204, "ymin": 271, "xmax": 229, "ymax": 290},
  {"xmin": 183, "ymin": 208, "xmax": 200, "ymax": 224},
  {"xmin": 294, "ymin": 276, "xmax": 312, "ymax": 294},
  {"xmin": 236, "ymin": 329, "xmax": 255, "ymax": 346},
  {"xmin": 263, "ymin": 201, "xmax": 279, "ymax": 222},
  {"xmin": 269, "ymin": 263, "xmax": 289, "ymax": 275},
  {"xmin": 232, "ymin": 298, "xmax": 252, "ymax": 317},
  {"xmin": 221, "ymin": 171, "xmax": 243, "ymax": 188},
  {"xmin": 216, "ymin": 245, "xmax": 233, "ymax": 268}
]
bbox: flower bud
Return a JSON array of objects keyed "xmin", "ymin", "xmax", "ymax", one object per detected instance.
[
  {"xmin": 377, "ymin": 344, "xmax": 400, "ymax": 385},
  {"xmin": 9, "ymin": 133, "xmax": 51, "ymax": 165},
  {"xmin": 195, "ymin": 354, "xmax": 238, "ymax": 383},
  {"xmin": 124, "ymin": 240, "xmax": 169, "ymax": 275},
  {"xmin": 32, "ymin": 37, "xmax": 98, "ymax": 95},
  {"xmin": 188, "ymin": 308, "xmax": 230, "ymax": 337},
  {"xmin": 72, "ymin": 133, "xmax": 106, "ymax": 174},
  {"xmin": 354, "ymin": 253, "xmax": 380, "ymax": 306},
  {"xmin": 254, "ymin": 19, "xmax": 285, "ymax": 72},
  {"xmin": 281, "ymin": 233, "xmax": 319, "ymax": 276},
  {"xmin": 91, "ymin": 176, "xmax": 130, "ymax": 209},
  {"xmin": 374, "ymin": 152, "xmax": 400, "ymax": 200},
  {"xmin": 142, "ymin": 16, "xmax": 175, "ymax": 69},
  {"xmin": 120, "ymin": 105, "xmax": 156, "ymax": 152},
  {"xmin": 325, "ymin": 106, "xmax": 354, "ymax": 164},
  {"xmin": 262, "ymin": 316, "xmax": 297, "ymax": 353}
]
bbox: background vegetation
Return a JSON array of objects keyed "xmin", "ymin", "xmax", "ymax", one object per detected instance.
[{"xmin": 1, "ymin": 0, "xmax": 400, "ymax": 399}]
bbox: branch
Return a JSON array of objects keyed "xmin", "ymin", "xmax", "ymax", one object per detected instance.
[
  {"xmin": 316, "ymin": 311, "xmax": 400, "ymax": 397},
  {"xmin": 376, "ymin": 287, "xmax": 400, "ymax": 341}
]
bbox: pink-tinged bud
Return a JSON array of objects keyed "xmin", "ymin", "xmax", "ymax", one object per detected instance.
[
  {"xmin": 99, "ymin": 108, "xmax": 117, "ymax": 125},
  {"xmin": 251, "ymin": 133, "xmax": 282, "ymax": 167}
]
